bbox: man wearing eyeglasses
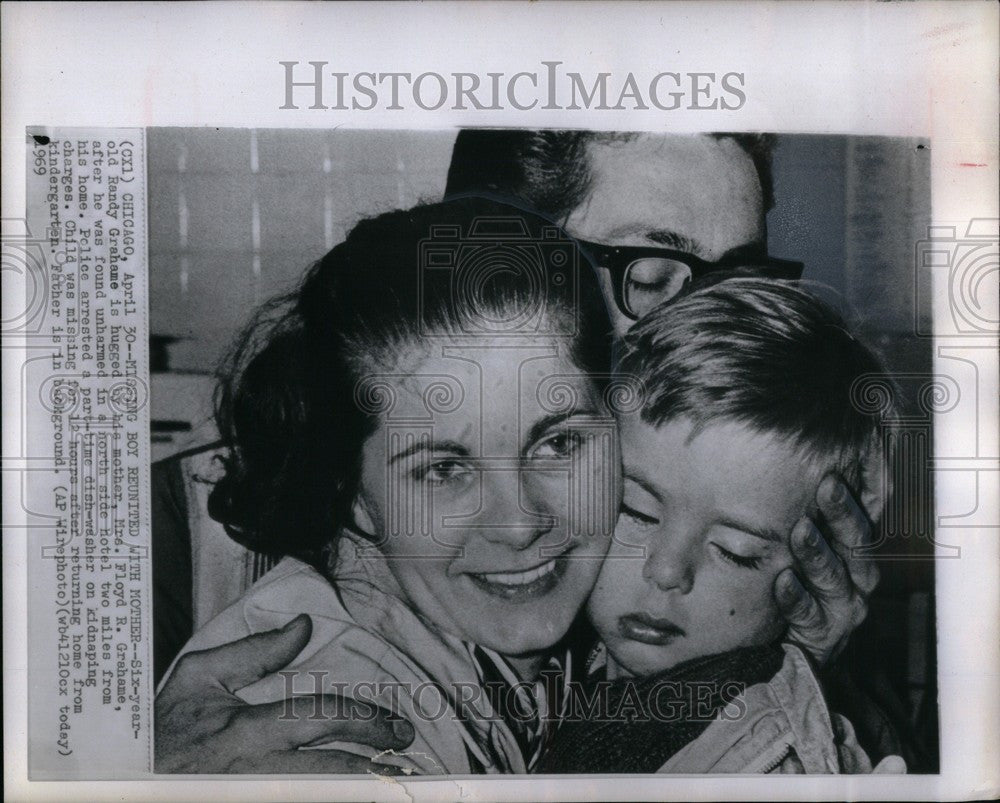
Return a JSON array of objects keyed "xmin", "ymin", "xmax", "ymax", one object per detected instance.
[
  {"xmin": 445, "ymin": 130, "xmax": 802, "ymax": 334},
  {"xmin": 155, "ymin": 129, "xmax": 903, "ymax": 772}
]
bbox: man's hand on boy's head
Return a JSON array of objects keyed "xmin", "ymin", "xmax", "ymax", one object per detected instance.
[
  {"xmin": 155, "ymin": 614, "xmax": 415, "ymax": 774},
  {"xmin": 774, "ymin": 475, "xmax": 880, "ymax": 667}
]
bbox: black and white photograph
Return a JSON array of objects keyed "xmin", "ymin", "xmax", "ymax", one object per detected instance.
[
  {"xmin": 3, "ymin": 3, "xmax": 997, "ymax": 801},
  {"xmin": 146, "ymin": 128, "xmax": 938, "ymax": 777}
]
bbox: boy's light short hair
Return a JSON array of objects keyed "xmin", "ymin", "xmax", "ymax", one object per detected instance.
[{"xmin": 617, "ymin": 277, "xmax": 895, "ymax": 491}]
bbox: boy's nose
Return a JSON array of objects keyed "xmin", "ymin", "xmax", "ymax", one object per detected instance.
[{"xmin": 641, "ymin": 535, "xmax": 696, "ymax": 594}]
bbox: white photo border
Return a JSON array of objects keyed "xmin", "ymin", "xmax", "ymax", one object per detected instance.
[{"xmin": 3, "ymin": 2, "xmax": 997, "ymax": 800}]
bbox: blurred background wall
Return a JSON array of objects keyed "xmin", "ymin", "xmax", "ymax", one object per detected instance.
[
  {"xmin": 148, "ymin": 129, "xmax": 455, "ymax": 377},
  {"xmin": 147, "ymin": 130, "xmax": 931, "ymax": 376}
]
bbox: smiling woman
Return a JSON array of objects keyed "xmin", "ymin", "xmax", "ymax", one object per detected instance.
[
  {"xmin": 353, "ymin": 345, "xmax": 614, "ymax": 665},
  {"xmin": 160, "ymin": 196, "xmax": 619, "ymax": 774}
]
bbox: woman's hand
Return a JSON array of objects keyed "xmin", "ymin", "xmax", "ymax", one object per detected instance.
[
  {"xmin": 774, "ymin": 475, "xmax": 881, "ymax": 666},
  {"xmin": 155, "ymin": 614, "xmax": 415, "ymax": 774}
]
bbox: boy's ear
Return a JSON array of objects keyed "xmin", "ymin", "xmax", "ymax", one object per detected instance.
[{"xmin": 858, "ymin": 440, "xmax": 892, "ymax": 524}]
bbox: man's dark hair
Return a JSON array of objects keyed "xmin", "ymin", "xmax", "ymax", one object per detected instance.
[{"xmin": 444, "ymin": 130, "xmax": 776, "ymax": 221}]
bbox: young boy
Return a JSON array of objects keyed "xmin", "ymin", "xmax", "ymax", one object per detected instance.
[{"xmin": 539, "ymin": 277, "xmax": 904, "ymax": 774}]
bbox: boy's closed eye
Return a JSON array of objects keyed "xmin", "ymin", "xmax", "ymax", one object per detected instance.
[
  {"xmin": 711, "ymin": 541, "xmax": 765, "ymax": 570},
  {"xmin": 618, "ymin": 500, "xmax": 774, "ymax": 571},
  {"xmin": 709, "ymin": 527, "xmax": 774, "ymax": 571},
  {"xmin": 619, "ymin": 476, "xmax": 662, "ymax": 527},
  {"xmin": 620, "ymin": 502, "xmax": 658, "ymax": 526}
]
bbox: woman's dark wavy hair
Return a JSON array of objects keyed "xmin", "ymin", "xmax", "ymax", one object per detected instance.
[{"xmin": 208, "ymin": 196, "xmax": 613, "ymax": 566}]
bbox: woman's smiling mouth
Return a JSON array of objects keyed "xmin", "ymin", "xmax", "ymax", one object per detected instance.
[
  {"xmin": 618, "ymin": 612, "xmax": 687, "ymax": 645},
  {"xmin": 467, "ymin": 556, "xmax": 568, "ymax": 600}
]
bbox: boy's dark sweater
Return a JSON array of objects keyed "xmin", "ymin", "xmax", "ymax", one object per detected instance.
[{"xmin": 536, "ymin": 643, "xmax": 785, "ymax": 774}]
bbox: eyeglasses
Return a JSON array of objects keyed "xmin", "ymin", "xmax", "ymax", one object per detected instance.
[{"xmin": 576, "ymin": 240, "xmax": 805, "ymax": 320}]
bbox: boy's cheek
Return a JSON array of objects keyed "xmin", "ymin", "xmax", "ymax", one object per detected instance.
[
  {"xmin": 700, "ymin": 569, "xmax": 774, "ymax": 622},
  {"xmin": 742, "ymin": 605, "xmax": 788, "ymax": 647},
  {"xmin": 586, "ymin": 567, "xmax": 632, "ymax": 625},
  {"xmin": 726, "ymin": 578, "xmax": 786, "ymax": 643},
  {"xmin": 595, "ymin": 543, "xmax": 646, "ymax": 597}
]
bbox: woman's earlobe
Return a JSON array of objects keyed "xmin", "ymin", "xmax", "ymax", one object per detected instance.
[{"xmin": 350, "ymin": 494, "xmax": 378, "ymax": 540}]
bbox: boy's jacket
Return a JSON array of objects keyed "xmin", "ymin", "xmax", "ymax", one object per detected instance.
[{"xmin": 658, "ymin": 643, "xmax": 907, "ymax": 773}]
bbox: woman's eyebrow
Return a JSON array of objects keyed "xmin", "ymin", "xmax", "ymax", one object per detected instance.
[
  {"xmin": 522, "ymin": 409, "xmax": 600, "ymax": 454},
  {"xmin": 388, "ymin": 438, "xmax": 470, "ymax": 465}
]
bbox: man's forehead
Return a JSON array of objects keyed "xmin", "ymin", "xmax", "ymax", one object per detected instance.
[{"xmin": 562, "ymin": 133, "xmax": 766, "ymax": 259}]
